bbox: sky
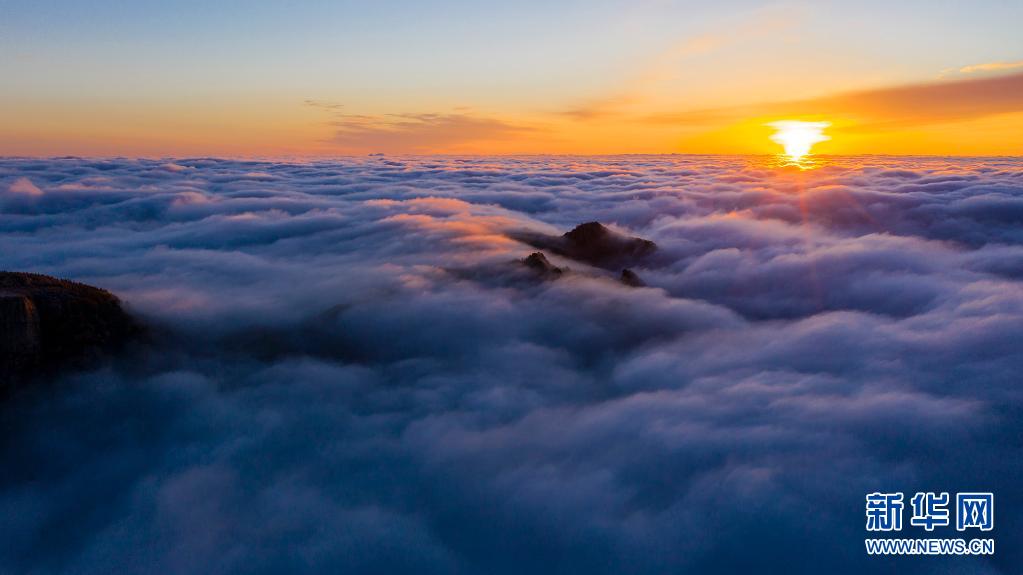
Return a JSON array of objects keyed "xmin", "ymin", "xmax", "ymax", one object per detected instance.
[{"xmin": 1, "ymin": 0, "xmax": 1022, "ymax": 156}]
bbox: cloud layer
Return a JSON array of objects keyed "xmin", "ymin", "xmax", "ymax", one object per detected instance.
[{"xmin": 1, "ymin": 155, "xmax": 1022, "ymax": 574}]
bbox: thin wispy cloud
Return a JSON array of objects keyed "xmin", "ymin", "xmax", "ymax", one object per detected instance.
[
  {"xmin": 328, "ymin": 112, "xmax": 540, "ymax": 153},
  {"xmin": 303, "ymin": 99, "xmax": 345, "ymax": 111},
  {"xmin": 646, "ymin": 71, "xmax": 1023, "ymax": 129},
  {"xmin": 552, "ymin": 7, "xmax": 796, "ymax": 124},
  {"xmin": 955, "ymin": 59, "xmax": 1023, "ymax": 75}
]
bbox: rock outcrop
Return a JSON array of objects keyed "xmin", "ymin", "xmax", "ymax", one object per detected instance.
[
  {"xmin": 0, "ymin": 272, "xmax": 141, "ymax": 391},
  {"xmin": 521, "ymin": 252, "xmax": 564, "ymax": 279},
  {"xmin": 514, "ymin": 222, "xmax": 657, "ymax": 270},
  {"xmin": 620, "ymin": 268, "xmax": 646, "ymax": 288},
  {"xmin": 0, "ymin": 293, "xmax": 41, "ymax": 374}
]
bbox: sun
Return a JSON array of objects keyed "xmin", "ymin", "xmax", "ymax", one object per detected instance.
[{"xmin": 767, "ymin": 120, "xmax": 831, "ymax": 160}]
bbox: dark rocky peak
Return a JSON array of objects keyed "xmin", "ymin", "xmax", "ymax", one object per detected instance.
[
  {"xmin": 514, "ymin": 222, "xmax": 657, "ymax": 270},
  {"xmin": 522, "ymin": 252, "xmax": 564, "ymax": 279},
  {"xmin": 563, "ymin": 221, "xmax": 616, "ymax": 244},
  {"xmin": 620, "ymin": 268, "xmax": 646, "ymax": 288},
  {"xmin": 0, "ymin": 272, "xmax": 142, "ymax": 393}
]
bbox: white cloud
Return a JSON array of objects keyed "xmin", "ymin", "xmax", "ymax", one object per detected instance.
[{"xmin": 0, "ymin": 155, "xmax": 1021, "ymax": 574}]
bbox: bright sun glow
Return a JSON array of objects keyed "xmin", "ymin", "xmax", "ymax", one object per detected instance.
[{"xmin": 767, "ymin": 120, "xmax": 831, "ymax": 160}]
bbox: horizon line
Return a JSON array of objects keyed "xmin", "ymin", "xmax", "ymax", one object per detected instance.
[{"xmin": 3, "ymin": 153, "xmax": 1022, "ymax": 162}]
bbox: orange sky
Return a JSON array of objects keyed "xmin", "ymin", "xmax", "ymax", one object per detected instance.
[
  {"xmin": 5, "ymin": 73, "xmax": 1022, "ymax": 157},
  {"xmin": 2, "ymin": 2, "xmax": 1022, "ymax": 157}
]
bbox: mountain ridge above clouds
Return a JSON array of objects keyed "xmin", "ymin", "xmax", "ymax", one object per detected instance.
[
  {"xmin": 0, "ymin": 271, "xmax": 141, "ymax": 393},
  {"xmin": 513, "ymin": 221, "xmax": 658, "ymax": 269}
]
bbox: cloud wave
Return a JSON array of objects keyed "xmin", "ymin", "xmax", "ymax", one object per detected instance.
[{"xmin": 1, "ymin": 155, "xmax": 1021, "ymax": 574}]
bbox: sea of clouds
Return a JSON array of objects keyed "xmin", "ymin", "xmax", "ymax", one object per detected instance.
[{"xmin": 1, "ymin": 155, "xmax": 1021, "ymax": 574}]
